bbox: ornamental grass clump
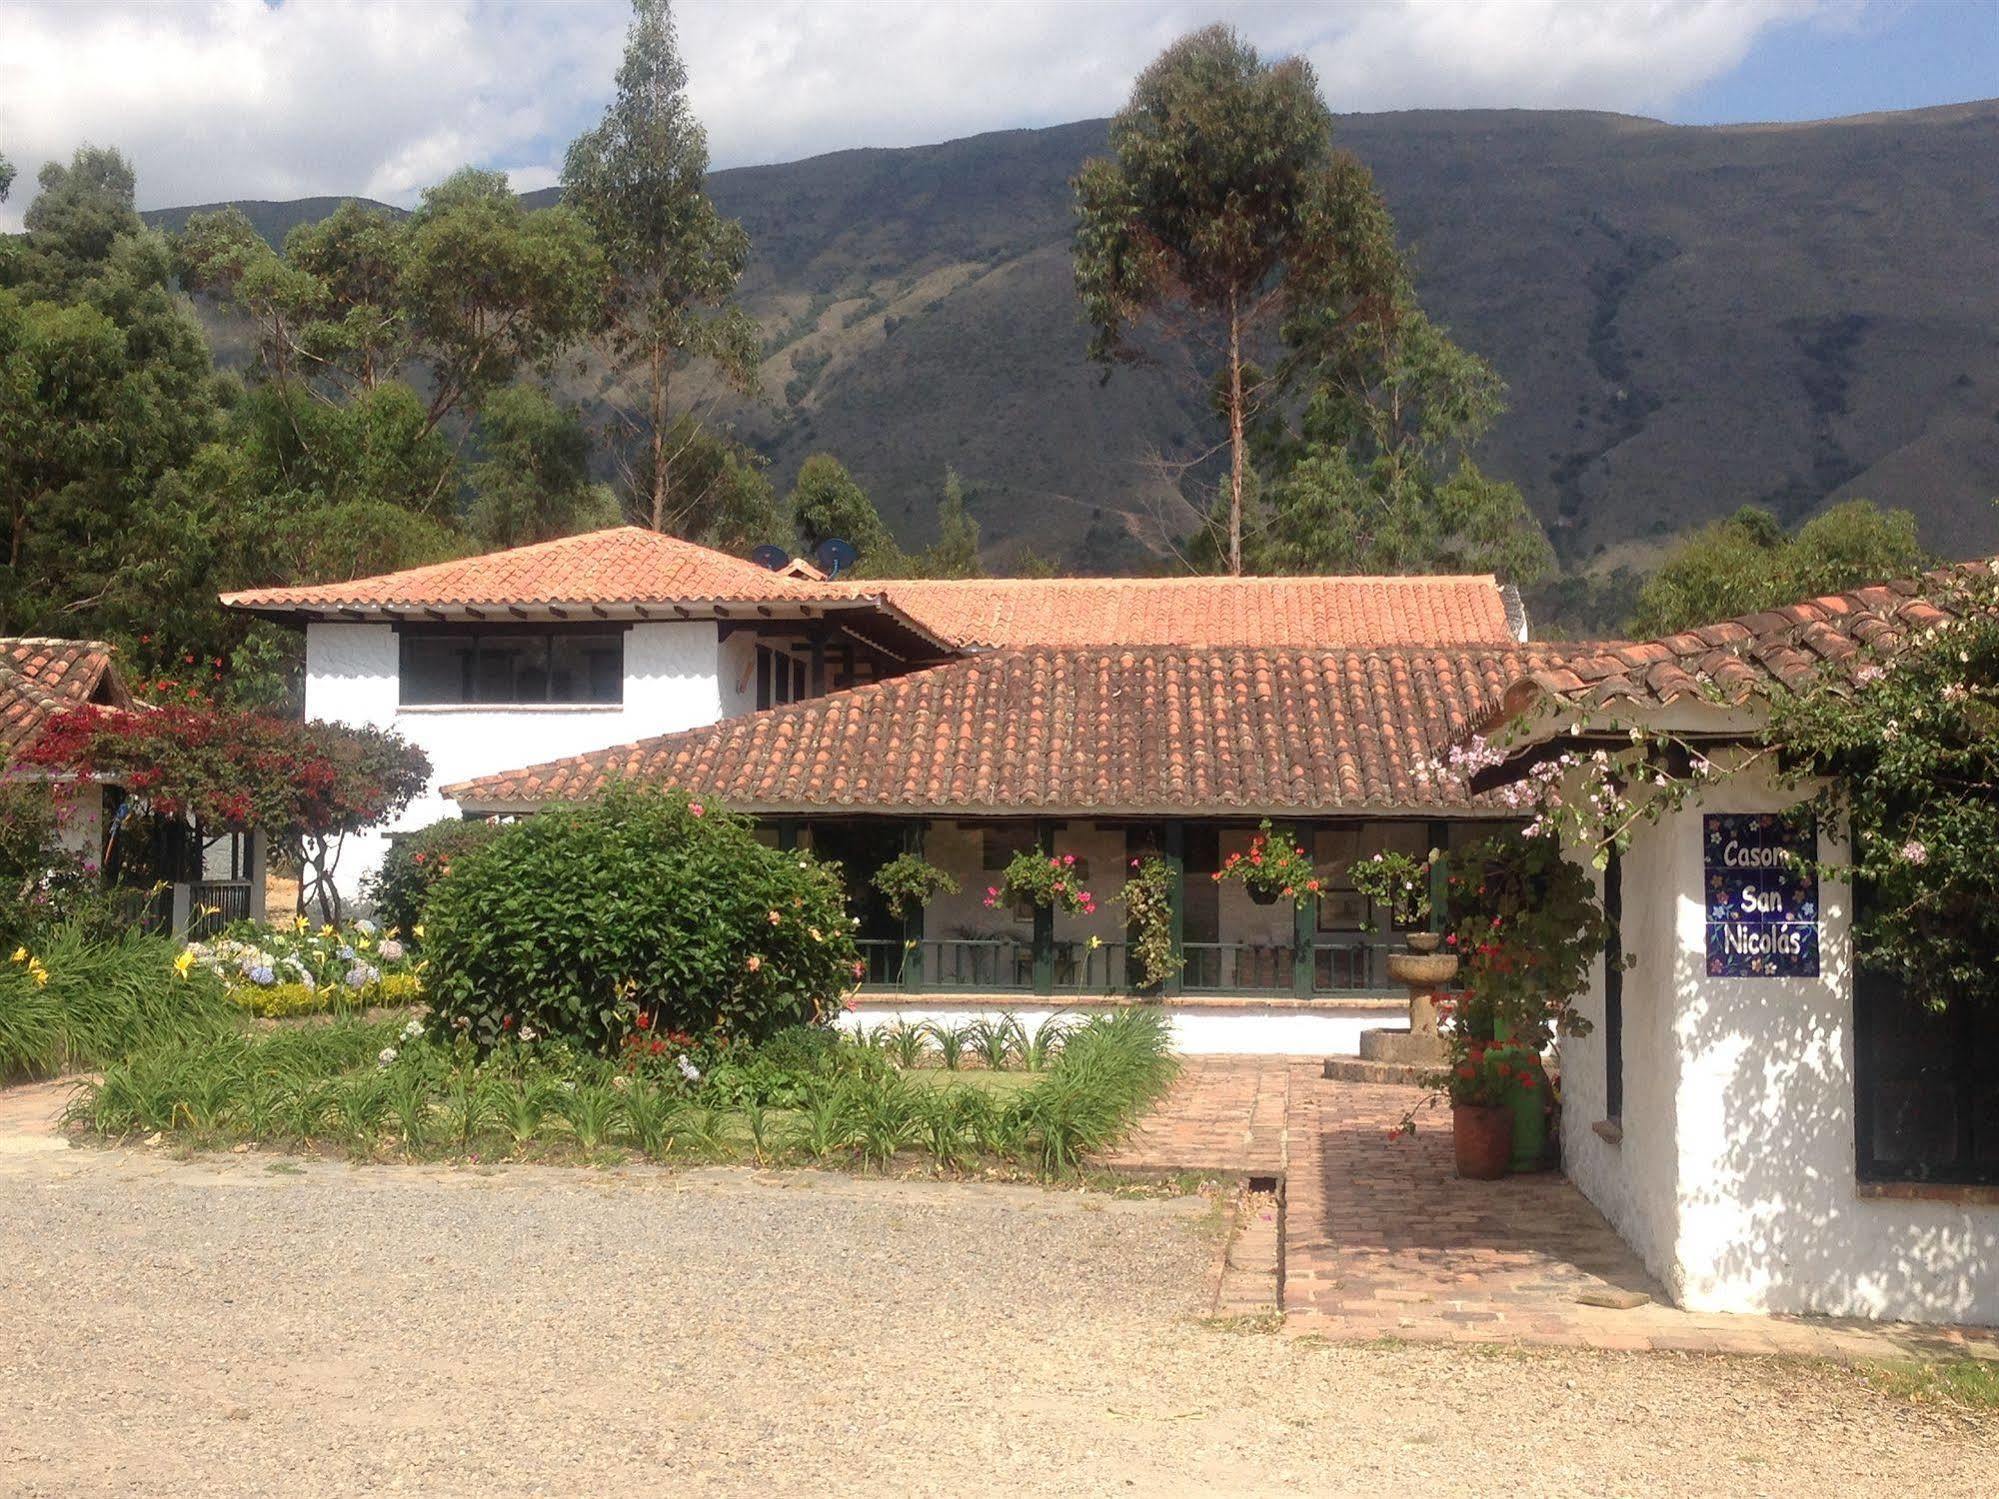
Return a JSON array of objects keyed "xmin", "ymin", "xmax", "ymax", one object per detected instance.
[
  {"xmin": 422, "ymin": 785, "xmax": 862, "ymax": 1053},
  {"xmin": 0, "ymin": 924, "xmax": 232, "ymax": 1081}
]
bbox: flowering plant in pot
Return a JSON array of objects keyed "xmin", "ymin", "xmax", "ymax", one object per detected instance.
[
  {"xmin": 1118, "ymin": 854, "xmax": 1183, "ymax": 990},
  {"xmin": 985, "ymin": 849, "xmax": 1097, "ymax": 917},
  {"xmin": 871, "ymin": 852, "xmax": 959, "ymax": 920},
  {"xmin": 1214, "ymin": 820, "xmax": 1319, "ymax": 905},
  {"xmin": 1348, "ymin": 848, "xmax": 1445, "ymax": 956}
]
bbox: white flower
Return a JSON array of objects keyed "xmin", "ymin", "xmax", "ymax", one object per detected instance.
[
  {"xmin": 402, "ymin": 1019, "xmax": 423, "ymax": 1040},
  {"xmin": 519, "ymin": 1025, "xmax": 538, "ymax": 1043},
  {"xmin": 377, "ymin": 1047, "xmax": 398, "ymax": 1067},
  {"xmin": 1899, "ymin": 840, "xmax": 1929, "ymax": 866},
  {"xmin": 676, "ymin": 1055, "xmax": 701, "ymax": 1082},
  {"xmin": 354, "ymin": 919, "xmax": 378, "ymax": 937}
]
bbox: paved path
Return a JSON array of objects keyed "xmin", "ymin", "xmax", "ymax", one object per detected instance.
[{"xmin": 1116, "ymin": 1057, "xmax": 1999, "ymax": 1362}]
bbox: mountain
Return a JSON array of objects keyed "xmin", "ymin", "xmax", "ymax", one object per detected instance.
[{"xmin": 146, "ymin": 101, "xmax": 1999, "ymax": 573}]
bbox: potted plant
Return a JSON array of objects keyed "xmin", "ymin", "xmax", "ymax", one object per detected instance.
[
  {"xmin": 1348, "ymin": 848, "xmax": 1452, "ymax": 969},
  {"xmin": 1444, "ymin": 1045, "xmax": 1528, "ymax": 1180},
  {"xmin": 1213, "ymin": 820, "xmax": 1319, "ymax": 906},
  {"xmin": 984, "ymin": 849, "xmax": 1097, "ymax": 917},
  {"xmin": 871, "ymin": 852, "xmax": 958, "ymax": 920}
]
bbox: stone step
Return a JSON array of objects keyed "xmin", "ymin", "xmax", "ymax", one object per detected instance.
[{"xmin": 1320, "ymin": 1055, "xmax": 1433, "ymax": 1086}]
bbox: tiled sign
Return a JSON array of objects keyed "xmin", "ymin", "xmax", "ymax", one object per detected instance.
[{"xmin": 1704, "ymin": 812, "xmax": 1820, "ymax": 978}]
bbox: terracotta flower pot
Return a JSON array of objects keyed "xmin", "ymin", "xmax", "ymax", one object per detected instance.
[{"xmin": 1452, "ymin": 1103, "xmax": 1512, "ymax": 1180}]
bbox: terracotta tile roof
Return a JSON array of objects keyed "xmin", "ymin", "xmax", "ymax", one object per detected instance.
[
  {"xmin": 220, "ymin": 526, "xmax": 1520, "ymax": 649},
  {"xmin": 0, "ymin": 638, "xmax": 129, "ymax": 764},
  {"xmin": 219, "ymin": 527, "xmax": 864, "ymax": 613},
  {"xmin": 445, "ymin": 644, "xmax": 1589, "ymax": 815},
  {"xmin": 1490, "ymin": 565, "xmax": 1996, "ymax": 725},
  {"xmin": 870, "ymin": 575, "xmax": 1518, "ymax": 648}
]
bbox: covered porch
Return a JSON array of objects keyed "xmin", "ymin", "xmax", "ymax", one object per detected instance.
[{"xmin": 774, "ymin": 813, "xmax": 1517, "ymax": 1001}]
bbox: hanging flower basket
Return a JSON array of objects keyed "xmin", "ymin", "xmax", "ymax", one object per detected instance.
[{"xmin": 1214, "ymin": 820, "xmax": 1319, "ymax": 905}]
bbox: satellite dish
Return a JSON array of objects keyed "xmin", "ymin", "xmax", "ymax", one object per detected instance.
[
  {"xmin": 814, "ymin": 538, "xmax": 858, "ymax": 578},
  {"xmin": 749, "ymin": 543, "xmax": 791, "ymax": 572}
]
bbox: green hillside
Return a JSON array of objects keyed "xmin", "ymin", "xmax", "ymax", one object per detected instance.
[{"xmin": 147, "ymin": 101, "xmax": 1999, "ymax": 571}]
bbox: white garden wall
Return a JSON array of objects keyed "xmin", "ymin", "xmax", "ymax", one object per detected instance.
[
  {"xmin": 1562, "ymin": 762, "xmax": 1999, "ymax": 1325},
  {"xmin": 304, "ymin": 619, "xmax": 729, "ymax": 903},
  {"xmin": 841, "ymin": 1001, "xmax": 1390, "ymax": 1057}
]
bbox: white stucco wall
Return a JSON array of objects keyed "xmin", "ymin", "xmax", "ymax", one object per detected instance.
[
  {"xmin": 304, "ymin": 619, "xmax": 729, "ymax": 902},
  {"xmin": 1562, "ymin": 761, "xmax": 1999, "ymax": 1325},
  {"xmin": 841, "ymin": 1002, "xmax": 1387, "ymax": 1057}
]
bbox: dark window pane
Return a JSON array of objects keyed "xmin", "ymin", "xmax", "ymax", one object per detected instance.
[
  {"xmin": 474, "ymin": 636, "xmax": 542, "ymax": 702},
  {"xmin": 401, "ymin": 634, "xmax": 474, "ymax": 704},
  {"xmin": 549, "ymin": 633, "xmax": 621, "ymax": 703},
  {"xmin": 756, "ymin": 647, "xmax": 772, "ymax": 710}
]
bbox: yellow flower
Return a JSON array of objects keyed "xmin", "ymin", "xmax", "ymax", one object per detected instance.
[
  {"xmin": 10, "ymin": 946, "xmax": 25, "ymax": 963},
  {"xmin": 386, "ymin": 926, "xmax": 400, "ymax": 941},
  {"xmin": 319, "ymin": 924, "xmax": 334, "ymax": 937},
  {"xmin": 173, "ymin": 949, "xmax": 196, "ymax": 978},
  {"xmin": 27, "ymin": 960, "xmax": 48, "ymax": 987},
  {"xmin": 295, "ymin": 915, "xmax": 309, "ymax": 932}
]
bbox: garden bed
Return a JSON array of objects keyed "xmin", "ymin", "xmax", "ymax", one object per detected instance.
[{"xmin": 64, "ymin": 1007, "xmax": 1178, "ymax": 1179}]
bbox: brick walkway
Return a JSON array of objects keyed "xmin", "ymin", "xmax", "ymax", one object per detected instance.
[{"xmin": 1113, "ymin": 1057, "xmax": 1999, "ymax": 1362}]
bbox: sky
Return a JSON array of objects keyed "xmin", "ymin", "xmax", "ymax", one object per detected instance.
[{"xmin": 2, "ymin": 0, "xmax": 1995, "ymax": 230}]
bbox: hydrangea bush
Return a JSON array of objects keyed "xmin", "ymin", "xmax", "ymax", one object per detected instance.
[
  {"xmin": 182, "ymin": 916, "xmax": 422, "ymax": 1014},
  {"xmin": 421, "ymin": 785, "xmax": 862, "ymax": 1053}
]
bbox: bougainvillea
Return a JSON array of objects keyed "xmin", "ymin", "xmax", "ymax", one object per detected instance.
[
  {"xmin": 19, "ymin": 704, "xmax": 429, "ymax": 921},
  {"xmin": 1767, "ymin": 572, "xmax": 1999, "ymax": 1009},
  {"xmin": 1444, "ymin": 834, "xmax": 1607, "ymax": 1051}
]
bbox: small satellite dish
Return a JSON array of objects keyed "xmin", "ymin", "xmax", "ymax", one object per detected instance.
[
  {"xmin": 749, "ymin": 543, "xmax": 791, "ymax": 572},
  {"xmin": 814, "ymin": 537, "xmax": 858, "ymax": 578}
]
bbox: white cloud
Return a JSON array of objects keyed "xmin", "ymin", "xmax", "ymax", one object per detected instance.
[{"xmin": 1, "ymin": 0, "xmax": 1853, "ymax": 231}]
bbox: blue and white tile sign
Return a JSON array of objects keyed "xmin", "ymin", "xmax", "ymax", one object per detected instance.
[{"xmin": 1704, "ymin": 813, "xmax": 1820, "ymax": 978}]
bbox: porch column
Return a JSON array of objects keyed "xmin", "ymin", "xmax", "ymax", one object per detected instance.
[
  {"xmin": 1031, "ymin": 818, "xmax": 1055, "ymax": 996},
  {"xmin": 1426, "ymin": 819, "xmax": 1450, "ymax": 936},
  {"xmin": 1284, "ymin": 821, "xmax": 1315, "ymax": 998},
  {"xmin": 900, "ymin": 820, "xmax": 925, "ymax": 993},
  {"xmin": 1162, "ymin": 821, "xmax": 1185, "ymax": 998},
  {"xmin": 246, "ymin": 830, "xmax": 268, "ymax": 924}
]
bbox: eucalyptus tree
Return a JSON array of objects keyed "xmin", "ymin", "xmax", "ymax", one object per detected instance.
[
  {"xmin": 1073, "ymin": 25, "xmax": 1402, "ymax": 573},
  {"xmin": 561, "ymin": 0, "xmax": 760, "ymax": 533}
]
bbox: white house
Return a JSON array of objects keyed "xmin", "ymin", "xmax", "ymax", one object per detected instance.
[{"xmin": 1476, "ymin": 575, "xmax": 1998, "ymax": 1326}]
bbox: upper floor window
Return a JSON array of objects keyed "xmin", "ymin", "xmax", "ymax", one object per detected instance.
[
  {"xmin": 755, "ymin": 644, "xmax": 808, "ymax": 711},
  {"xmin": 398, "ymin": 627, "xmax": 624, "ymax": 706}
]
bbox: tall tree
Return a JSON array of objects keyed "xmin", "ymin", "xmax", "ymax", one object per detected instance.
[
  {"xmin": 1073, "ymin": 25, "xmax": 1402, "ymax": 573},
  {"xmin": 0, "ymin": 153, "xmax": 15, "ymax": 202},
  {"xmin": 467, "ymin": 384, "xmax": 619, "ymax": 548},
  {"xmin": 787, "ymin": 453, "xmax": 900, "ymax": 572},
  {"xmin": 920, "ymin": 467, "xmax": 983, "ymax": 578},
  {"xmin": 562, "ymin": 0, "xmax": 760, "ymax": 533},
  {"xmin": 1629, "ymin": 500, "xmax": 1928, "ymax": 636},
  {"xmin": 1251, "ymin": 305, "xmax": 1553, "ymax": 582}
]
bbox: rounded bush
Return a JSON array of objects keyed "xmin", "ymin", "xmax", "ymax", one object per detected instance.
[
  {"xmin": 363, "ymin": 817, "xmax": 503, "ymax": 936},
  {"xmin": 422, "ymin": 785, "xmax": 861, "ymax": 1052}
]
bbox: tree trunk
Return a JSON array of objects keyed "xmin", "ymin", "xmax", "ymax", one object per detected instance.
[
  {"xmin": 1226, "ymin": 290, "xmax": 1246, "ymax": 576},
  {"xmin": 648, "ymin": 343, "xmax": 669, "ymax": 532}
]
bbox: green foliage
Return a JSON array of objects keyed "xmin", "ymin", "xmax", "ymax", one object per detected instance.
[
  {"xmin": 0, "ymin": 784, "xmax": 101, "ymax": 950},
  {"xmin": 1630, "ymin": 500, "xmax": 1927, "ymax": 637},
  {"xmin": 421, "ymin": 785, "xmax": 861, "ymax": 1053},
  {"xmin": 1768, "ymin": 572, "xmax": 1999, "ymax": 1009},
  {"xmin": 0, "ymin": 924, "xmax": 230, "ymax": 1082},
  {"xmin": 918, "ymin": 467, "xmax": 983, "ymax": 578},
  {"xmin": 363, "ymin": 817, "xmax": 503, "ymax": 938},
  {"xmin": 467, "ymin": 384, "xmax": 619, "ymax": 548},
  {"xmin": 1073, "ymin": 24, "xmax": 1402, "ymax": 571},
  {"xmin": 1117, "ymin": 855, "xmax": 1182, "ymax": 990},
  {"xmin": 68, "ymin": 1001, "xmax": 1175, "ymax": 1177},
  {"xmin": 987, "ymin": 848, "xmax": 1099, "ymax": 917},
  {"xmin": 562, "ymin": 0, "xmax": 759, "ymax": 531},
  {"xmin": 1443, "ymin": 835, "xmax": 1606, "ymax": 1050},
  {"xmin": 869, "ymin": 852, "xmax": 958, "ymax": 919},
  {"xmin": 1252, "ymin": 307, "xmax": 1554, "ymax": 584},
  {"xmin": 787, "ymin": 452, "xmax": 902, "ymax": 569}
]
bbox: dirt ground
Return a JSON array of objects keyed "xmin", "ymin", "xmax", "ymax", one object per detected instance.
[{"xmin": 0, "ymin": 1138, "xmax": 1991, "ymax": 1497}]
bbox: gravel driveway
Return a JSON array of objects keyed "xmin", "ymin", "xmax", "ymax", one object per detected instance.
[{"xmin": 0, "ymin": 1139, "xmax": 1991, "ymax": 1497}]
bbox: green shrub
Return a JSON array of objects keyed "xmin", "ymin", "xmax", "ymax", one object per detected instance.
[
  {"xmin": 362, "ymin": 818, "xmax": 502, "ymax": 938},
  {"xmin": 423, "ymin": 785, "xmax": 862, "ymax": 1053},
  {"xmin": 0, "ymin": 784, "xmax": 102, "ymax": 950},
  {"xmin": 0, "ymin": 923, "xmax": 232, "ymax": 1080}
]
